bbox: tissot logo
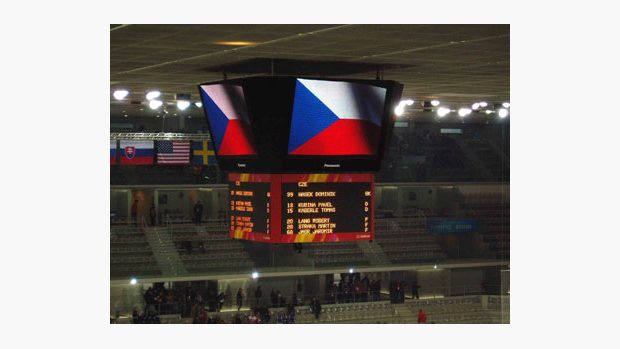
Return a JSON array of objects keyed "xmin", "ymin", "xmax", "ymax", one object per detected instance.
[
  {"xmin": 237, "ymin": 163, "xmax": 246, "ymax": 167},
  {"xmin": 323, "ymin": 163, "xmax": 340, "ymax": 168}
]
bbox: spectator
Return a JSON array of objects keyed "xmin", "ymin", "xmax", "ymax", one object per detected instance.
[
  {"xmin": 412, "ymin": 281, "xmax": 420, "ymax": 299},
  {"xmin": 193, "ymin": 200, "xmax": 204, "ymax": 225},
  {"xmin": 270, "ymin": 289, "xmax": 277, "ymax": 307},
  {"xmin": 255, "ymin": 286, "xmax": 262, "ymax": 306},
  {"xmin": 149, "ymin": 203, "xmax": 156, "ymax": 226},
  {"xmin": 418, "ymin": 309, "xmax": 427, "ymax": 324},
  {"xmin": 291, "ymin": 292, "xmax": 298, "ymax": 307},
  {"xmin": 236, "ymin": 288, "xmax": 243, "ymax": 311},
  {"xmin": 217, "ymin": 292, "xmax": 225, "ymax": 312},
  {"xmin": 131, "ymin": 199, "xmax": 138, "ymax": 226}
]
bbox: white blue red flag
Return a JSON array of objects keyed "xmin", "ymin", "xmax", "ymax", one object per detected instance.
[{"xmin": 119, "ymin": 140, "xmax": 154, "ymax": 165}]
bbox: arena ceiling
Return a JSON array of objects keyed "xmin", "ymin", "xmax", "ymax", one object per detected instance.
[{"xmin": 110, "ymin": 24, "xmax": 509, "ymax": 118}]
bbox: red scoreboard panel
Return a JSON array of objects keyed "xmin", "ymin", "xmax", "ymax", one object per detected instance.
[{"xmin": 228, "ymin": 173, "xmax": 374, "ymax": 243}]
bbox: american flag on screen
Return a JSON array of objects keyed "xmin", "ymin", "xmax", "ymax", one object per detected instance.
[{"xmin": 156, "ymin": 141, "xmax": 190, "ymax": 164}]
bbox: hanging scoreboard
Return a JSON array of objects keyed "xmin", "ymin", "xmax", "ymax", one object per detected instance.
[{"xmin": 227, "ymin": 173, "xmax": 374, "ymax": 243}]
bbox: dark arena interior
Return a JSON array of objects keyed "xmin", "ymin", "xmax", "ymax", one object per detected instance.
[{"xmin": 109, "ymin": 24, "xmax": 510, "ymax": 325}]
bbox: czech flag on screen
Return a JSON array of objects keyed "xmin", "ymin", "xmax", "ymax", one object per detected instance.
[
  {"xmin": 199, "ymin": 84, "xmax": 257, "ymax": 156},
  {"xmin": 119, "ymin": 140, "xmax": 154, "ymax": 165},
  {"xmin": 288, "ymin": 79, "xmax": 387, "ymax": 155}
]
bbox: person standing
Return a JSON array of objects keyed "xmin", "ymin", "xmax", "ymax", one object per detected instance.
[
  {"xmin": 149, "ymin": 203, "xmax": 156, "ymax": 226},
  {"xmin": 131, "ymin": 199, "xmax": 138, "ymax": 227},
  {"xmin": 254, "ymin": 285, "xmax": 262, "ymax": 307},
  {"xmin": 412, "ymin": 281, "xmax": 420, "ymax": 300},
  {"xmin": 236, "ymin": 288, "xmax": 243, "ymax": 311},
  {"xmin": 418, "ymin": 309, "xmax": 427, "ymax": 324},
  {"xmin": 193, "ymin": 200, "xmax": 204, "ymax": 225}
]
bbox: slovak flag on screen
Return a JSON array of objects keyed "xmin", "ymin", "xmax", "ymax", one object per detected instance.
[
  {"xmin": 288, "ymin": 79, "xmax": 387, "ymax": 155},
  {"xmin": 119, "ymin": 140, "xmax": 154, "ymax": 165},
  {"xmin": 199, "ymin": 84, "xmax": 257, "ymax": 156}
]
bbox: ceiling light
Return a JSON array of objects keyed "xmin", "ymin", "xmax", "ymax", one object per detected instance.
[
  {"xmin": 430, "ymin": 100, "xmax": 440, "ymax": 107},
  {"xmin": 402, "ymin": 99, "xmax": 414, "ymax": 106},
  {"xmin": 437, "ymin": 107, "xmax": 450, "ymax": 118},
  {"xmin": 498, "ymin": 108, "xmax": 509, "ymax": 118},
  {"xmin": 394, "ymin": 104, "xmax": 405, "ymax": 117},
  {"xmin": 485, "ymin": 110, "xmax": 493, "ymax": 115},
  {"xmin": 458, "ymin": 108, "xmax": 472, "ymax": 117},
  {"xmin": 213, "ymin": 41, "xmax": 257, "ymax": 46},
  {"xmin": 130, "ymin": 278, "xmax": 138, "ymax": 285},
  {"xmin": 177, "ymin": 100, "xmax": 190, "ymax": 111},
  {"xmin": 502, "ymin": 102, "xmax": 510, "ymax": 108},
  {"xmin": 349, "ymin": 268, "xmax": 354, "ymax": 274},
  {"xmin": 146, "ymin": 91, "xmax": 161, "ymax": 100},
  {"xmin": 472, "ymin": 103, "xmax": 480, "ymax": 110},
  {"xmin": 149, "ymin": 99, "xmax": 163, "ymax": 110},
  {"xmin": 113, "ymin": 89, "xmax": 129, "ymax": 100},
  {"xmin": 195, "ymin": 102, "xmax": 202, "ymax": 108},
  {"xmin": 251, "ymin": 271, "xmax": 259, "ymax": 279},
  {"xmin": 479, "ymin": 101, "xmax": 488, "ymax": 108}
]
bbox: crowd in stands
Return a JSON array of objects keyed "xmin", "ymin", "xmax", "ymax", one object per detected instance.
[
  {"xmin": 324, "ymin": 274, "xmax": 382, "ymax": 304},
  {"xmin": 120, "ymin": 276, "xmax": 434, "ymax": 324}
]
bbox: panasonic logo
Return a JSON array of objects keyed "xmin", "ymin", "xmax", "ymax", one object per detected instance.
[
  {"xmin": 237, "ymin": 163, "xmax": 246, "ymax": 168},
  {"xmin": 323, "ymin": 163, "xmax": 340, "ymax": 168}
]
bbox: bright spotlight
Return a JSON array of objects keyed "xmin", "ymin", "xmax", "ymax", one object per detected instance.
[
  {"xmin": 146, "ymin": 91, "xmax": 161, "ymax": 100},
  {"xmin": 394, "ymin": 104, "xmax": 405, "ymax": 116},
  {"xmin": 498, "ymin": 108, "xmax": 509, "ymax": 118},
  {"xmin": 458, "ymin": 108, "xmax": 472, "ymax": 117},
  {"xmin": 195, "ymin": 102, "xmax": 203, "ymax": 108},
  {"xmin": 471, "ymin": 103, "xmax": 480, "ymax": 110},
  {"xmin": 502, "ymin": 102, "xmax": 511, "ymax": 108},
  {"xmin": 130, "ymin": 278, "xmax": 138, "ymax": 285},
  {"xmin": 113, "ymin": 89, "xmax": 129, "ymax": 100},
  {"xmin": 437, "ymin": 107, "xmax": 450, "ymax": 118},
  {"xmin": 177, "ymin": 100, "xmax": 190, "ymax": 111},
  {"xmin": 485, "ymin": 110, "xmax": 493, "ymax": 115},
  {"xmin": 430, "ymin": 100, "xmax": 440, "ymax": 107},
  {"xmin": 433, "ymin": 265, "xmax": 438, "ymax": 269},
  {"xmin": 251, "ymin": 271, "xmax": 259, "ymax": 279},
  {"xmin": 349, "ymin": 268, "xmax": 354, "ymax": 274},
  {"xmin": 403, "ymin": 99, "xmax": 414, "ymax": 106},
  {"xmin": 479, "ymin": 101, "xmax": 488, "ymax": 108},
  {"xmin": 149, "ymin": 99, "xmax": 163, "ymax": 110}
]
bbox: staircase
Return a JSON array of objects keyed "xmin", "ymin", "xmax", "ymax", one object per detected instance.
[
  {"xmin": 143, "ymin": 226, "xmax": 187, "ymax": 277},
  {"xmin": 357, "ymin": 241, "xmax": 391, "ymax": 266}
]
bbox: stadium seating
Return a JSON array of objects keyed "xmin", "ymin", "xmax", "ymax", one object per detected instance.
[
  {"xmin": 374, "ymin": 218, "xmax": 447, "ymax": 264},
  {"xmin": 110, "ymin": 226, "xmax": 161, "ymax": 277}
]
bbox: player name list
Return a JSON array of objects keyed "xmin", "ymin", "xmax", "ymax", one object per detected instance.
[
  {"xmin": 229, "ymin": 182, "xmax": 270, "ymax": 234},
  {"xmin": 281, "ymin": 182, "xmax": 372, "ymax": 234}
]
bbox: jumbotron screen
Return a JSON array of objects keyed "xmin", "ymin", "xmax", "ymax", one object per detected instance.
[
  {"xmin": 198, "ymin": 83, "xmax": 257, "ymax": 156},
  {"xmin": 198, "ymin": 76, "xmax": 403, "ymax": 172},
  {"xmin": 227, "ymin": 173, "xmax": 374, "ymax": 243},
  {"xmin": 287, "ymin": 79, "xmax": 387, "ymax": 156}
]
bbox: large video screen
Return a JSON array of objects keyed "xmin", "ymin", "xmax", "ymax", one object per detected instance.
[
  {"xmin": 199, "ymin": 84, "xmax": 257, "ymax": 156},
  {"xmin": 287, "ymin": 79, "xmax": 387, "ymax": 156}
]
